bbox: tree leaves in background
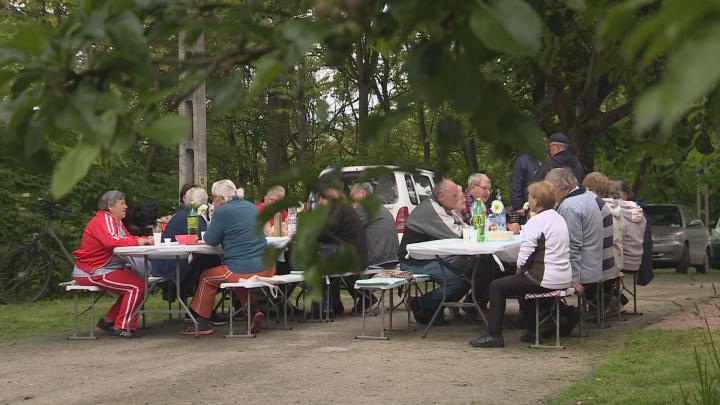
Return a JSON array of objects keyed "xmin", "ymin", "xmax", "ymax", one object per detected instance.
[
  {"xmin": 470, "ymin": 0, "xmax": 543, "ymax": 57},
  {"xmin": 51, "ymin": 143, "xmax": 100, "ymax": 198},
  {"xmin": 139, "ymin": 115, "xmax": 190, "ymax": 145}
]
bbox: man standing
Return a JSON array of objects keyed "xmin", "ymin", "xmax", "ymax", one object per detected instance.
[
  {"xmin": 399, "ymin": 179, "xmax": 470, "ymax": 324},
  {"xmin": 532, "ymin": 133, "xmax": 585, "ymax": 184},
  {"xmin": 350, "ymin": 182, "xmax": 399, "ymax": 267},
  {"xmin": 509, "ymin": 154, "xmax": 541, "ymax": 222},
  {"xmin": 461, "ymin": 173, "xmax": 492, "ymax": 225}
]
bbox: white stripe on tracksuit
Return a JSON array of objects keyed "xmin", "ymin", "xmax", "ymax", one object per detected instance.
[
  {"xmin": 195, "ymin": 271, "xmax": 232, "ymax": 308},
  {"xmin": 86, "ymin": 273, "xmax": 141, "ymax": 330}
]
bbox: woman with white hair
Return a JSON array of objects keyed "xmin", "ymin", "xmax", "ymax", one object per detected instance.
[
  {"xmin": 184, "ymin": 179, "xmax": 275, "ymax": 335},
  {"xmin": 73, "ymin": 190, "xmax": 154, "ymax": 338},
  {"xmin": 151, "ymin": 186, "xmax": 220, "ymax": 299}
]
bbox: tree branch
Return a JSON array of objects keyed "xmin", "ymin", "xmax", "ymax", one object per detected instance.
[{"xmin": 585, "ymin": 100, "xmax": 633, "ymax": 132}]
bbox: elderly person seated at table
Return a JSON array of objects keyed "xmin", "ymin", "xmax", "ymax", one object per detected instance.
[
  {"xmin": 73, "ymin": 190, "xmax": 153, "ymax": 339},
  {"xmin": 257, "ymin": 185, "xmax": 288, "ymax": 236},
  {"xmin": 313, "ymin": 187, "xmax": 369, "ymax": 316},
  {"xmin": 151, "ymin": 186, "xmax": 220, "ymax": 300},
  {"xmin": 399, "ymin": 179, "xmax": 470, "ymax": 324},
  {"xmin": 470, "ymin": 181, "xmax": 572, "ymax": 347},
  {"xmin": 350, "ymin": 182, "xmax": 399, "ymax": 268},
  {"xmin": 184, "ymin": 179, "xmax": 275, "ymax": 335}
]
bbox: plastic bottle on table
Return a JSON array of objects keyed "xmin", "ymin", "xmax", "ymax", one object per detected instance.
[
  {"xmin": 472, "ymin": 198, "xmax": 485, "ymax": 242},
  {"xmin": 287, "ymin": 207, "xmax": 297, "ymax": 237},
  {"xmin": 186, "ymin": 202, "xmax": 199, "ymax": 238}
]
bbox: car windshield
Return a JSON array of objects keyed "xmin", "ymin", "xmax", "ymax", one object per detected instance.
[
  {"xmin": 645, "ymin": 205, "xmax": 682, "ymax": 226},
  {"xmin": 338, "ymin": 172, "xmax": 398, "ymax": 204}
]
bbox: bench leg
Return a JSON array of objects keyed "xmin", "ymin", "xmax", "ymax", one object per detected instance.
[
  {"xmin": 67, "ymin": 291, "xmax": 99, "ymax": 340},
  {"xmin": 355, "ymin": 288, "xmax": 389, "ymax": 340}
]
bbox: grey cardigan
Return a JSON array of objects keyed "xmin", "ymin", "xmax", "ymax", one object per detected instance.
[{"xmin": 556, "ymin": 187, "xmax": 603, "ymax": 284}]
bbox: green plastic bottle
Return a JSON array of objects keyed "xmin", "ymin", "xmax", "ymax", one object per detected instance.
[
  {"xmin": 187, "ymin": 202, "xmax": 199, "ymax": 237},
  {"xmin": 472, "ymin": 198, "xmax": 485, "ymax": 242}
]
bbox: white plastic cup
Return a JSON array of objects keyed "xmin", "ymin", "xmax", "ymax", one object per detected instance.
[
  {"xmin": 201, "ymin": 231, "xmax": 206, "ymax": 241},
  {"xmin": 164, "ymin": 238, "xmax": 171, "ymax": 245},
  {"xmin": 153, "ymin": 232, "xmax": 162, "ymax": 246},
  {"xmin": 463, "ymin": 226, "xmax": 474, "ymax": 243}
]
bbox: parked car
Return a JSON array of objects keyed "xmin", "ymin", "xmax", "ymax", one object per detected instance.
[
  {"xmin": 313, "ymin": 165, "xmax": 436, "ymax": 235},
  {"xmin": 710, "ymin": 218, "xmax": 720, "ymax": 268},
  {"xmin": 645, "ymin": 204, "xmax": 710, "ymax": 273}
]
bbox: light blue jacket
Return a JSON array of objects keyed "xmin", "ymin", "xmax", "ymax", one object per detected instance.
[{"xmin": 556, "ymin": 187, "xmax": 603, "ymax": 284}]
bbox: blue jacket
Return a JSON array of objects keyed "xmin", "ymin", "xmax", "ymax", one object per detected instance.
[
  {"xmin": 204, "ymin": 199, "xmax": 267, "ymax": 274},
  {"xmin": 510, "ymin": 154, "xmax": 541, "ymax": 210}
]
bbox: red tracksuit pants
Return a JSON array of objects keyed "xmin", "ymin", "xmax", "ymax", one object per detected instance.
[
  {"xmin": 74, "ymin": 269, "xmax": 145, "ymax": 331},
  {"xmin": 190, "ymin": 265, "xmax": 276, "ymax": 318}
]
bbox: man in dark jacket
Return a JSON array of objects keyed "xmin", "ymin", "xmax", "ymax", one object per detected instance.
[
  {"xmin": 532, "ymin": 133, "xmax": 585, "ymax": 184},
  {"xmin": 509, "ymin": 154, "xmax": 541, "ymax": 221},
  {"xmin": 315, "ymin": 188, "xmax": 369, "ymax": 315}
]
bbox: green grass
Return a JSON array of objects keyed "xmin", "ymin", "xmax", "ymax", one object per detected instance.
[
  {"xmin": 551, "ymin": 328, "xmax": 719, "ymax": 404},
  {"xmin": 0, "ymin": 292, "xmax": 178, "ymax": 341}
]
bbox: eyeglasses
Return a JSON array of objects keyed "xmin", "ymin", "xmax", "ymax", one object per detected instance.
[{"xmin": 472, "ymin": 184, "xmax": 492, "ymax": 193}]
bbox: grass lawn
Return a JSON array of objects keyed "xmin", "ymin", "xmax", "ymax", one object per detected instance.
[
  {"xmin": 0, "ymin": 292, "xmax": 182, "ymax": 341},
  {"xmin": 551, "ymin": 327, "xmax": 719, "ymax": 404}
]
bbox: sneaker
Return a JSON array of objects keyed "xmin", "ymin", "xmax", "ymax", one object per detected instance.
[
  {"xmin": 209, "ymin": 312, "xmax": 229, "ymax": 326},
  {"xmin": 250, "ymin": 312, "xmax": 264, "ymax": 333},
  {"xmin": 469, "ymin": 334, "xmax": 505, "ymax": 348},
  {"xmin": 181, "ymin": 317, "xmax": 215, "ymax": 336},
  {"xmin": 111, "ymin": 329, "xmax": 142, "ymax": 339},
  {"xmin": 96, "ymin": 319, "xmax": 115, "ymax": 334}
]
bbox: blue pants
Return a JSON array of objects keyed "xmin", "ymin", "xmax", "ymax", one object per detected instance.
[{"xmin": 400, "ymin": 260, "xmax": 470, "ymax": 312}]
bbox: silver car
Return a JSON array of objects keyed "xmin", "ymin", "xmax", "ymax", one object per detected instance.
[{"xmin": 646, "ymin": 204, "xmax": 710, "ymax": 273}]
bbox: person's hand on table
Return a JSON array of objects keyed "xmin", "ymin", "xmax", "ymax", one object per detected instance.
[
  {"xmin": 571, "ymin": 281, "xmax": 584, "ymax": 296},
  {"xmin": 138, "ymin": 236, "xmax": 154, "ymax": 246},
  {"xmin": 508, "ymin": 223, "xmax": 520, "ymax": 234}
]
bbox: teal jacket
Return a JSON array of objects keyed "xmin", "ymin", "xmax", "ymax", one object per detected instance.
[{"xmin": 203, "ymin": 198, "xmax": 267, "ymax": 274}]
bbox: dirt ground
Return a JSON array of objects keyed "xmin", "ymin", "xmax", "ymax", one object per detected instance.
[{"xmin": 2, "ymin": 272, "xmax": 720, "ymax": 405}]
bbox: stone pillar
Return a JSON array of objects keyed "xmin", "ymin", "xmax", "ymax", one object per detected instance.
[{"xmin": 178, "ymin": 32, "xmax": 207, "ymax": 192}]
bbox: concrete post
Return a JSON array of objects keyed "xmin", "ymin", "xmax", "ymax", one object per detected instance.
[{"xmin": 178, "ymin": 32, "xmax": 207, "ymax": 192}]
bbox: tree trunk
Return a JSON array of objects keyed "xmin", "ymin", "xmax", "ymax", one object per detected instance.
[
  {"xmin": 461, "ymin": 134, "xmax": 479, "ymax": 174},
  {"xmin": 355, "ymin": 34, "xmax": 377, "ymax": 157},
  {"xmin": 416, "ymin": 102, "xmax": 431, "ymax": 166},
  {"xmin": 266, "ymin": 78, "xmax": 289, "ymax": 180},
  {"xmin": 294, "ymin": 62, "xmax": 310, "ymax": 165}
]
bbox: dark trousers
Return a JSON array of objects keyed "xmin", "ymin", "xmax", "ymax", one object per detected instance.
[{"xmin": 488, "ymin": 273, "xmax": 548, "ymax": 336}]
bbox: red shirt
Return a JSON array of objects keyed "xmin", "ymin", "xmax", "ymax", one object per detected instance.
[
  {"xmin": 255, "ymin": 202, "xmax": 287, "ymax": 226},
  {"xmin": 73, "ymin": 211, "xmax": 140, "ymax": 273}
]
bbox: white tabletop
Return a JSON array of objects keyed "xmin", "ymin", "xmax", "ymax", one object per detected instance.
[
  {"xmin": 114, "ymin": 236, "xmax": 291, "ymax": 259},
  {"xmin": 405, "ymin": 236, "xmax": 521, "ymax": 263}
]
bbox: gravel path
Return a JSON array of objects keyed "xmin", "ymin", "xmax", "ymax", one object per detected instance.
[{"xmin": 1, "ymin": 272, "xmax": 719, "ymax": 405}]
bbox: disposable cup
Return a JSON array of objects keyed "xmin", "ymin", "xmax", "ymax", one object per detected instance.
[
  {"xmin": 152, "ymin": 232, "xmax": 162, "ymax": 246},
  {"xmin": 164, "ymin": 238, "xmax": 172, "ymax": 245},
  {"xmin": 201, "ymin": 231, "xmax": 206, "ymax": 241}
]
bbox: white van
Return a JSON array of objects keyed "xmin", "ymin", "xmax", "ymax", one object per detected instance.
[{"xmin": 314, "ymin": 165, "xmax": 436, "ymax": 235}]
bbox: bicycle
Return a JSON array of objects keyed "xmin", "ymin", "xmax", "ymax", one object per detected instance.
[{"xmin": 0, "ymin": 198, "xmax": 74, "ymax": 304}]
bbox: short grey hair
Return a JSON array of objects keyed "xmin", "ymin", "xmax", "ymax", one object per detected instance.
[
  {"xmin": 98, "ymin": 190, "xmax": 125, "ymax": 210},
  {"xmin": 352, "ymin": 182, "xmax": 374, "ymax": 195},
  {"xmin": 545, "ymin": 168, "xmax": 578, "ymax": 190},
  {"xmin": 468, "ymin": 173, "xmax": 490, "ymax": 188},
  {"xmin": 266, "ymin": 185, "xmax": 285, "ymax": 199},
  {"xmin": 183, "ymin": 187, "xmax": 208, "ymax": 207},
  {"xmin": 433, "ymin": 179, "xmax": 453, "ymax": 199},
  {"xmin": 212, "ymin": 179, "xmax": 243, "ymax": 202}
]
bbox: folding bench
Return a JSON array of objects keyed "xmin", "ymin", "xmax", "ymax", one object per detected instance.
[
  {"xmin": 353, "ymin": 274, "xmax": 430, "ymax": 340},
  {"xmin": 524, "ymin": 287, "xmax": 574, "ymax": 349},
  {"xmin": 219, "ymin": 280, "xmax": 280, "ymax": 338},
  {"xmin": 60, "ymin": 281, "xmax": 103, "ymax": 340}
]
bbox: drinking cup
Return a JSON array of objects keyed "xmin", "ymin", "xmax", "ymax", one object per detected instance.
[
  {"xmin": 152, "ymin": 232, "xmax": 162, "ymax": 246},
  {"xmin": 164, "ymin": 238, "xmax": 171, "ymax": 245}
]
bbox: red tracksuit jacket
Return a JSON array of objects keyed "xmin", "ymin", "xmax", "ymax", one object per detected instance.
[{"xmin": 73, "ymin": 211, "xmax": 140, "ymax": 274}]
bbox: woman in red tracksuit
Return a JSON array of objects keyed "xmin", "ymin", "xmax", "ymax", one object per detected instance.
[{"xmin": 73, "ymin": 190, "xmax": 153, "ymax": 338}]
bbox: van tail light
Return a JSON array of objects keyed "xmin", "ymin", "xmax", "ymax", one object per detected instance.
[{"xmin": 396, "ymin": 206, "xmax": 409, "ymax": 233}]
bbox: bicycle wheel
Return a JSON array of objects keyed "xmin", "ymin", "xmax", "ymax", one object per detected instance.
[{"xmin": 0, "ymin": 245, "xmax": 54, "ymax": 304}]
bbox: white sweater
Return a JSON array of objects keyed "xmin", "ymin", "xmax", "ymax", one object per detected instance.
[{"xmin": 517, "ymin": 209, "xmax": 572, "ymax": 289}]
